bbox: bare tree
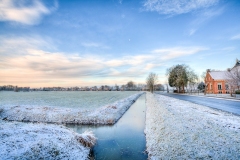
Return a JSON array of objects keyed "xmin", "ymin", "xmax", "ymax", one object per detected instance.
[
  {"xmin": 230, "ymin": 66, "xmax": 240, "ymax": 89},
  {"xmin": 186, "ymin": 68, "xmax": 198, "ymax": 93},
  {"xmin": 137, "ymin": 83, "xmax": 146, "ymax": 91},
  {"xmin": 126, "ymin": 81, "xmax": 135, "ymax": 90},
  {"xmin": 146, "ymin": 72, "xmax": 158, "ymax": 93},
  {"xmin": 225, "ymin": 66, "xmax": 240, "ymax": 96},
  {"xmin": 202, "ymin": 71, "xmax": 209, "ymax": 95}
]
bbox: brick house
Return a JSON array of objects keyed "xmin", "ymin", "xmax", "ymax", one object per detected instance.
[
  {"xmin": 205, "ymin": 70, "xmax": 230, "ymax": 94},
  {"xmin": 205, "ymin": 59, "xmax": 240, "ymax": 94}
]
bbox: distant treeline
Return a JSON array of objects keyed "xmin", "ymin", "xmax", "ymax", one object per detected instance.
[
  {"xmin": 0, "ymin": 85, "xmax": 30, "ymax": 92},
  {"xmin": 0, "ymin": 82, "xmax": 165, "ymax": 92}
]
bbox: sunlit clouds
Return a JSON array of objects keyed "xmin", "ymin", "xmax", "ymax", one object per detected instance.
[{"xmin": 0, "ymin": 36, "xmax": 205, "ymax": 87}]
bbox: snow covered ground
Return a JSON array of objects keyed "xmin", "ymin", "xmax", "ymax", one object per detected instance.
[
  {"xmin": 0, "ymin": 120, "xmax": 96, "ymax": 160},
  {"xmin": 0, "ymin": 91, "xmax": 140, "ymax": 110},
  {"xmin": 0, "ymin": 92, "xmax": 144, "ymax": 124},
  {"xmin": 145, "ymin": 93, "xmax": 240, "ymax": 159}
]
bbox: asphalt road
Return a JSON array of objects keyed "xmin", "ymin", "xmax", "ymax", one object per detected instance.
[{"xmin": 156, "ymin": 92, "xmax": 240, "ymax": 116}]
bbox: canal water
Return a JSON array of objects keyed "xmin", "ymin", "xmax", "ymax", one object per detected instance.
[{"xmin": 66, "ymin": 94, "xmax": 148, "ymax": 160}]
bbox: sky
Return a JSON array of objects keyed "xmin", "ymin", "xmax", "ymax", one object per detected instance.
[{"xmin": 0, "ymin": 0, "xmax": 240, "ymax": 87}]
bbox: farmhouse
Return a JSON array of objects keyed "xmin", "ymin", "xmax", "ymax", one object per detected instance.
[
  {"xmin": 205, "ymin": 70, "xmax": 229, "ymax": 94},
  {"xmin": 205, "ymin": 59, "xmax": 240, "ymax": 94}
]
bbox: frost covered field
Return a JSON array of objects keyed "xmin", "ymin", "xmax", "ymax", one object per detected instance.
[
  {"xmin": 0, "ymin": 91, "xmax": 143, "ymax": 159},
  {"xmin": 0, "ymin": 120, "xmax": 96, "ymax": 160},
  {"xmin": 0, "ymin": 92, "xmax": 144, "ymax": 124},
  {"xmin": 145, "ymin": 93, "xmax": 240, "ymax": 159},
  {"xmin": 0, "ymin": 91, "xmax": 139, "ymax": 109}
]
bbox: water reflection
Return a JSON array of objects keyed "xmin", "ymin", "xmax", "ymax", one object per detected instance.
[{"xmin": 66, "ymin": 95, "xmax": 147, "ymax": 160}]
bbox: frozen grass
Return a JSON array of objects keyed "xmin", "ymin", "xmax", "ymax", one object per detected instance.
[
  {"xmin": 0, "ymin": 91, "xmax": 140, "ymax": 110},
  {"xmin": 0, "ymin": 92, "xmax": 144, "ymax": 124},
  {"xmin": 145, "ymin": 93, "xmax": 240, "ymax": 159},
  {"xmin": 0, "ymin": 120, "xmax": 96, "ymax": 160},
  {"xmin": 76, "ymin": 130, "xmax": 97, "ymax": 148}
]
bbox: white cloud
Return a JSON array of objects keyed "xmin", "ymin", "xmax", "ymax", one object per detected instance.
[
  {"xmin": 105, "ymin": 55, "xmax": 154, "ymax": 67},
  {"xmin": 0, "ymin": 0, "xmax": 56, "ymax": 25},
  {"xmin": 143, "ymin": 63, "xmax": 162, "ymax": 70},
  {"xmin": 143, "ymin": 0, "xmax": 219, "ymax": 15},
  {"xmin": 230, "ymin": 34, "xmax": 240, "ymax": 40},
  {"xmin": 152, "ymin": 47, "xmax": 208, "ymax": 60},
  {"xmin": 81, "ymin": 42, "xmax": 110, "ymax": 49},
  {"xmin": 0, "ymin": 48, "xmax": 105, "ymax": 78},
  {"xmin": 0, "ymin": 36, "xmax": 56, "ymax": 56},
  {"xmin": 0, "ymin": 36, "xmax": 151, "ymax": 86}
]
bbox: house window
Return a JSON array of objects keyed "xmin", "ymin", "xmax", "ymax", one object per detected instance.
[{"xmin": 218, "ymin": 83, "xmax": 222, "ymax": 90}]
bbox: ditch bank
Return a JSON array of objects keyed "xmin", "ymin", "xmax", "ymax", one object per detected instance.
[
  {"xmin": 67, "ymin": 94, "xmax": 148, "ymax": 159},
  {"xmin": 0, "ymin": 120, "xmax": 96, "ymax": 159}
]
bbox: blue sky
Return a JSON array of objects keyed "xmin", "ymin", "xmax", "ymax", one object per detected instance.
[{"xmin": 0, "ymin": 0, "xmax": 240, "ymax": 87}]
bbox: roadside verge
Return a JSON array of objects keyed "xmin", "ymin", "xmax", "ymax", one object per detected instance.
[{"xmin": 145, "ymin": 93, "xmax": 240, "ymax": 159}]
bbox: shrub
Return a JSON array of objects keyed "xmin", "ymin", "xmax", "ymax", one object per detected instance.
[{"xmin": 235, "ymin": 90, "xmax": 240, "ymax": 94}]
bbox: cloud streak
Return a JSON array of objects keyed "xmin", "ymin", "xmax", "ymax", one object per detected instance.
[
  {"xmin": 0, "ymin": 0, "xmax": 56, "ymax": 25},
  {"xmin": 152, "ymin": 47, "xmax": 208, "ymax": 60},
  {"xmin": 230, "ymin": 34, "xmax": 240, "ymax": 40},
  {"xmin": 81, "ymin": 42, "xmax": 110, "ymax": 49},
  {"xmin": 143, "ymin": 0, "xmax": 219, "ymax": 15},
  {"xmin": 189, "ymin": 7, "xmax": 224, "ymax": 35}
]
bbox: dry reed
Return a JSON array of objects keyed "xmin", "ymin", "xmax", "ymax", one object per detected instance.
[{"xmin": 76, "ymin": 131, "xmax": 97, "ymax": 148}]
